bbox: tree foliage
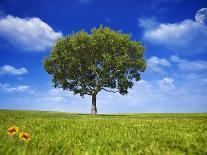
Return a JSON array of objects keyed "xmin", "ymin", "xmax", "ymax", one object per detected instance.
[{"xmin": 43, "ymin": 26, "xmax": 146, "ymax": 97}]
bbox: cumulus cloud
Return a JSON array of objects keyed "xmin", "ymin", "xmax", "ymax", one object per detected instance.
[
  {"xmin": 42, "ymin": 88, "xmax": 66, "ymax": 103},
  {"xmin": 158, "ymin": 77, "xmax": 175, "ymax": 89},
  {"xmin": 0, "ymin": 84, "xmax": 31, "ymax": 93},
  {"xmin": 0, "ymin": 65, "xmax": 28, "ymax": 75},
  {"xmin": 146, "ymin": 55, "xmax": 207, "ymax": 76},
  {"xmin": 139, "ymin": 17, "xmax": 207, "ymax": 54},
  {"xmin": 44, "ymin": 96, "xmax": 65, "ymax": 103},
  {"xmin": 138, "ymin": 18, "xmax": 158, "ymax": 30},
  {"xmin": 0, "ymin": 15, "xmax": 62, "ymax": 52},
  {"xmin": 170, "ymin": 55, "xmax": 207, "ymax": 72},
  {"xmin": 147, "ymin": 56, "xmax": 171, "ymax": 73},
  {"xmin": 40, "ymin": 88, "xmax": 81, "ymax": 104},
  {"xmin": 96, "ymin": 77, "xmax": 207, "ymax": 113}
]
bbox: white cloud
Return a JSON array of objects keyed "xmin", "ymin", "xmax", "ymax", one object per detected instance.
[
  {"xmin": 0, "ymin": 65, "xmax": 28, "ymax": 75},
  {"xmin": 179, "ymin": 61, "xmax": 207, "ymax": 72},
  {"xmin": 0, "ymin": 15, "xmax": 62, "ymax": 52},
  {"xmin": 158, "ymin": 77, "xmax": 175, "ymax": 89},
  {"xmin": 2, "ymin": 76, "xmax": 207, "ymax": 113},
  {"xmin": 138, "ymin": 18, "xmax": 158, "ymax": 30},
  {"xmin": 148, "ymin": 56, "xmax": 171, "ymax": 66},
  {"xmin": 170, "ymin": 55, "xmax": 183, "ymax": 63},
  {"xmin": 170, "ymin": 55, "xmax": 207, "ymax": 72},
  {"xmin": 0, "ymin": 83, "xmax": 31, "ymax": 93},
  {"xmin": 43, "ymin": 88, "xmax": 67, "ymax": 103},
  {"xmin": 139, "ymin": 18, "xmax": 207, "ymax": 54},
  {"xmin": 147, "ymin": 56, "xmax": 171, "ymax": 73},
  {"xmin": 39, "ymin": 88, "xmax": 81, "ymax": 104},
  {"xmin": 48, "ymin": 88, "xmax": 63, "ymax": 96},
  {"xmin": 44, "ymin": 96, "xmax": 65, "ymax": 103}
]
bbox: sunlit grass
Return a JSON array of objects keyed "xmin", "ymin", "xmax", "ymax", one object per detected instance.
[{"xmin": 0, "ymin": 110, "xmax": 206, "ymax": 154}]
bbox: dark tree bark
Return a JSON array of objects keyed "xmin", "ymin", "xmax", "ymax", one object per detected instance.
[{"xmin": 91, "ymin": 93, "xmax": 97, "ymax": 114}]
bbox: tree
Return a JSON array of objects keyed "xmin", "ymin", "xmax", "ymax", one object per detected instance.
[{"xmin": 43, "ymin": 26, "xmax": 146, "ymax": 114}]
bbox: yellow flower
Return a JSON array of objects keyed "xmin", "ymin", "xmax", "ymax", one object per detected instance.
[
  {"xmin": 19, "ymin": 132, "xmax": 31, "ymax": 141},
  {"xmin": 7, "ymin": 126, "xmax": 19, "ymax": 135}
]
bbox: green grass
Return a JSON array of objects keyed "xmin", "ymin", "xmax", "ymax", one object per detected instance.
[{"xmin": 0, "ymin": 110, "xmax": 207, "ymax": 155}]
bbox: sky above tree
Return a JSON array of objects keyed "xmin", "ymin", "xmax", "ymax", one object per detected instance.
[{"xmin": 0, "ymin": 0, "xmax": 206, "ymax": 113}]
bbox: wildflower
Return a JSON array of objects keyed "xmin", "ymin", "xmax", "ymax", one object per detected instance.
[
  {"xmin": 7, "ymin": 126, "xmax": 19, "ymax": 135},
  {"xmin": 19, "ymin": 132, "xmax": 31, "ymax": 141}
]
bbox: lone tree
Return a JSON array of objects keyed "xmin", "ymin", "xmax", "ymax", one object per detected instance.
[{"xmin": 43, "ymin": 26, "xmax": 146, "ymax": 114}]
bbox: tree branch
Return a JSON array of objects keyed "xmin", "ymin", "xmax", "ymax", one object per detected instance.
[
  {"xmin": 85, "ymin": 91, "xmax": 92, "ymax": 95},
  {"xmin": 96, "ymin": 69, "xmax": 121, "ymax": 91}
]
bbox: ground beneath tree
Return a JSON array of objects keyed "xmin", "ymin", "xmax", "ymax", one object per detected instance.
[{"xmin": 0, "ymin": 110, "xmax": 206, "ymax": 154}]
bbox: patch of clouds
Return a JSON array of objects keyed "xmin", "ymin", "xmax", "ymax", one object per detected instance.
[
  {"xmin": 1, "ymin": 53, "xmax": 207, "ymax": 113},
  {"xmin": 1, "ymin": 76, "xmax": 207, "ymax": 113},
  {"xmin": 0, "ymin": 15, "xmax": 62, "ymax": 52},
  {"xmin": 36, "ymin": 88, "xmax": 88, "ymax": 105},
  {"xmin": 12, "ymin": 87, "xmax": 92, "ymax": 113},
  {"xmin": 138, "ymin": 18, "xmax": 158, "ymax": 30},
  {"xmin": 0, "ymin": 65, "xmax": 28, "ymax": 75},
  {"xmin": 96, "ymin": 77, "xmax": 207, "ymax": 113},
  {"xmin": 147, "ymin": 55, "xmax": 207, "ymax": 75},
  {"xmin": 158, "ymin": 77, "xmax": 175, "ymax": 89},
  {"xmin": 170, "ymin": 55, "xmax": 183, "ymax": 63},
  {"xmin": 0, "ymin": 83, "xmax": 31, "ymax": 93},
  {"xmin": 147, "ymin": 56, "xmax": 171, "ymax": 73},
  {"xmin": 170, "ymin": 55, "xmax": 207, "ymax": 72},
  {"xmin": 139, "ymin": 11, "xmax": 207, "ymax": 54},
  {"xmin": 44, "ymin": 96, "xmax": 65, "ymax": 103},
  {"xmin": 42, "ymin": 88, "xmax": 68, "ymax": 103}
]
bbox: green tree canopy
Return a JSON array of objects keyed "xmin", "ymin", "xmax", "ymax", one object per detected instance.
[{"xmin": 43, "ymin": 26, "xmax": 146, "ymax": 114}]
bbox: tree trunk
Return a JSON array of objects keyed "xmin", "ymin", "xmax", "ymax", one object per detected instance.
[{"xmin": 91, "ymin": 93, "xmax": 97, "ymax": 114}]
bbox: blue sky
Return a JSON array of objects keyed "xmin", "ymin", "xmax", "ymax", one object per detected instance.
[{"xmin": 0, "ymin": 0, "xmax": 207, "ymax": 113}]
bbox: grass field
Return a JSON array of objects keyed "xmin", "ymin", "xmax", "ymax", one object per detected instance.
[{"xmin": 0, "ymin": 110, "xmax": 206, "ymax": 155}]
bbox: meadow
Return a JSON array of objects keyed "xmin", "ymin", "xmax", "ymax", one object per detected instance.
[{"xmin": 0, "ymin": 110, "xmax": 206, "ymax": 155}]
